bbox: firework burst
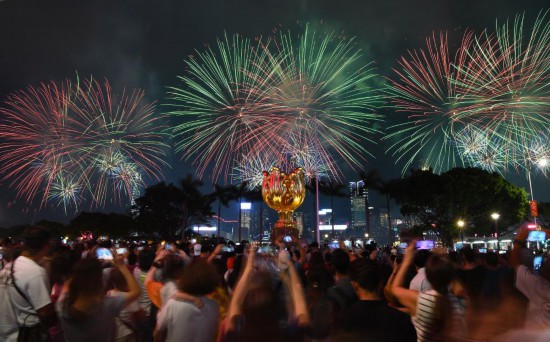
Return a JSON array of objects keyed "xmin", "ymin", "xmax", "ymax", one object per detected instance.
[
  {"xmin": 385, "ymin": 30, "xmax": 475, "ymax": 173},
  {"xmin": 167, "ymin": 33, "xmax": 288, "ymax": 181},
  {"xmin": 169, "ymin": 26, "xmax": 383, "ymax": 183},
  {"xmin": 454, "ymin": 11, "xmax": 550, "ymax": 167},
  {"xmin": 0, "ymin": 77, "xmax": 168, "ymax": 211}
]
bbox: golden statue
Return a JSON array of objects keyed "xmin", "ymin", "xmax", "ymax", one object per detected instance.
[{"xmin": 262, "ymin": 167, "xmax": 306, "ymax": 242}]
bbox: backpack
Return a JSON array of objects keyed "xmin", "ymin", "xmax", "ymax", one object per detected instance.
[{"xmin": 0, "ymin": 263, "xmax": 20, "ymax": 338}]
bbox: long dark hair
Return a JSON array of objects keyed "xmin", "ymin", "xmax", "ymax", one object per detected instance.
[
  {"xmin": 424, "ymin": 254, "xmax": 455, "ymax": 335},
  {"xmin": 68, "ymin": 258, "xmax": 104, "ymax": 312}
]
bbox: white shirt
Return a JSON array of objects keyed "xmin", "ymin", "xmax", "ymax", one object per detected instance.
[
  {"xmin": 157, "ymin": 296, "xmax": 219, "ymax": 342},
  {"xmin": 161, "ymin": 280, "xmax": 178, "ymax": 307},
  {"xmin": 107, "ymin": 290, "xmax": 141, "ymax": 339},
  {"xmin": 410, "ymin": 267, "xmax": 432, "ymax": 292},
  {"xmin": 0, "ymin": 256, "xmax": 51, "ymax": 342},
  {"xmin": 515, "ymin": 265, "xmax": 550, "ymax": 329}
]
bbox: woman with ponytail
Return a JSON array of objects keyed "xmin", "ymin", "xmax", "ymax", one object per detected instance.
[{"xmin": 390, "ymin": 241, "xmax": 466, "ymax": 341}]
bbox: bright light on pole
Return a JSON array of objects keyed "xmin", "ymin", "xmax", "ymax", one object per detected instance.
[
  {"xmin": 457, "ymin": 220, "xmax": 465, "ymax": 245},
  {"xmin": 491, "ymin": 213, "xmax": 500, "ymax": 251}
]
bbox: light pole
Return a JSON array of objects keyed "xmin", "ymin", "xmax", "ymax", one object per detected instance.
[
  {"xmin": 526, "ymin": 154, "xmax": 548, "ymax": 227},
  {"xmin": 491, "ymin": 213, "xmax": 500, "ymax": 251},
  {"xmin": 457, "ymin": 220, "xmax": 465, "ymax": 246}
]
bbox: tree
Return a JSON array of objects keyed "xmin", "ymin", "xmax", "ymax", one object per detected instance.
[
  {"xmin": 386, "ymin": 167, "xmax": 529, "ymax": 246},
  {"xmin": 132, "ymin": 177, "xmax": 213, "ymax": 239},
  {"xmin": 180, "ymin": 175, "xmax": 205, "ymax": 236},
  {"xmin": 133, "ymin": 182, "xmax": 184, "ymax": 238},
  {"xmin": 68, "ymin": 212, "xmax": 136, "ymax": 238}
]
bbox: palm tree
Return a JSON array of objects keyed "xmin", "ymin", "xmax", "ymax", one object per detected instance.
[
  {"xmin": 358, "ymin": 169, "xmax": 383, "ymax": 237},
  {"xmin": 319, "ymin": 179, "xmax": 348, "ymax": 237},
  {"xmin": 209, "ymin": 184, "xmax": 238, "ymax": 238}
]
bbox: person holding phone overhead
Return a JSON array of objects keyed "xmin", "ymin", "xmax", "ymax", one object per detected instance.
[
  {"xmin": 56, "ymin": 250, "xmax": 141, "ymax": 342},
  {"xmin": 510, "ymin": 227, "xmax": 550, "ymax": 329},
  {"xmin": 390, "ymin": 241, "xmax": 466, "ymax": 341}
]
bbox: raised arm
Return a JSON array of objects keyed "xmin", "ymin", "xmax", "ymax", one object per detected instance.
[
  {"xmin": 113, "ymin": 251, "xmax": 141, "ymax": 307},
  {"xmin": 226, "ymin": 243, "xmax": 257, "ymax": 329},
  {"xmin": 390, "ymin": 241, "xmax": 419, "ymax": 315},
  {"xmin": 284, "ymin": 256, "xmax": 310, "ymax": 327}
]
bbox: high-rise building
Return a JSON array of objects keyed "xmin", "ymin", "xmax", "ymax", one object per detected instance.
[
  {"xmin": 294, "ymin": 211, "xmax": 305, "ymax": 236},
  {"xmin": 250, "ymin": 207, "xmax": 270, "ymax": 241},
  {"xmin": 350, "ymin": 181, "xmax": 371, "ymax": 235},
  {"xmin": 237, "ymin": 202, "xmax": 251, "ymax": 241}
]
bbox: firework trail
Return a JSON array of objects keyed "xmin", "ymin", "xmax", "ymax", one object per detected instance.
[
  {"xmin": 455, "ymin": 10, "xmax": 550, "ymax": 169},
  {"xmin": 258, "ymin": 24, "xmax": 383, "ymax": 173},
  {"xmin": 73, "ymin": 78, "xmax": 168, "ymax": 206},
  {"xmin": 385, "ymin": 30, "xmax": 475, "ymax": 173},
  {"xmin": 168, "ymin": 26, "xmax": 383, "ymax": 182},
  {"xmin": 0, "ymin": 80, "xmax": 87, "ymax": 206},
  {"xmin": 453, "ymin": 124, "xmax": 507, "ymax": 173},
  {"xmin": 167, "ymin": 33, "xmax": 289, "ymax": 181},
  {"xmin": 0, "ymin": 77, "xmax": 168, "ymax": 211}
]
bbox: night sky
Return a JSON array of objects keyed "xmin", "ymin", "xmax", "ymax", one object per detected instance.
[{"xmin": 0, "ymin": 0, "xmax": 548, "ymax": 228}]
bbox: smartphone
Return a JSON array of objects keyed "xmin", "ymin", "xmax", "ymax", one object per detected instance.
[
  {"xmin": 283, "ymin": 236, "xmax": 292, "ymax": 243},
  {"xmin": 164, "ymin": 243, "xmax": 173, "ymax": 250},
  {"xmin": 221, "ymin": 245, "xmax": 233, "ymax": 252},
  {"xmin": 478, "ymin": 248, "xmax": 487, "ymax": 253},
  {"xmin": 527, "ymin": 231, "xmax": 547, "ymax": 242},
  {"xmin": 328, "ymin": 242, "xmax": 339, "ymax": 249},
  {"xmin": 116, "ymin": 248, "xmax": 127, "ymax": 254},
  {"xmin": 96, "ymin": 247, "xmax": 113, "ymax": 260},
  {"xmin": 533, "ymin": 255, "xmax": 543, "ymax": 274},
  {"xmin": 416, "ymin": 240, "xmax": 434, "ymax": 250},
  {"xmin": 137, "ymin": 246, "xmax": 144, "ymax": 251}
]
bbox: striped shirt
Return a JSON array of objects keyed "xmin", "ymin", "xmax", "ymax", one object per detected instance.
[{"xmin": 412, "ymin": 290, "xmax": 466, "ymax": 342}]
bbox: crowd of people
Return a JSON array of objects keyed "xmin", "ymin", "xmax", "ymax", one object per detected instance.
[{"xmin": 1, "ymin": 225, "xmax": 549, "ymax": 341}]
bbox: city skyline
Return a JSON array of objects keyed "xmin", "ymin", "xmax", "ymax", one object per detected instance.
[{"xmin": 0, "ymin": 0, "xmax": 549, "ymax": 228}]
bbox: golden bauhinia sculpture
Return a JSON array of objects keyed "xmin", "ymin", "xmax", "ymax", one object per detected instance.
[{"xmin": 261, "ymin": 166, "xmax": 306, "ymax": 242}]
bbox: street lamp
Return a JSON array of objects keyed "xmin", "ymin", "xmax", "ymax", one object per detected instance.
[
  {"xmin": 364, "ymin": 233, "xmax": 369, "ymax": 239},
  {"xmin": 457, "ymin": 220, "xmax": 465, "ymax": 245},
  {"xmin": 491, "ymin": 213, "xmax": 500, "ymax": 251}
]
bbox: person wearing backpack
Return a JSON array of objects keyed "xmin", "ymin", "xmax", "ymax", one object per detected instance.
[{"xmin": 0, "ymin": 226, "xmax": 57, "ymax": 342}]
